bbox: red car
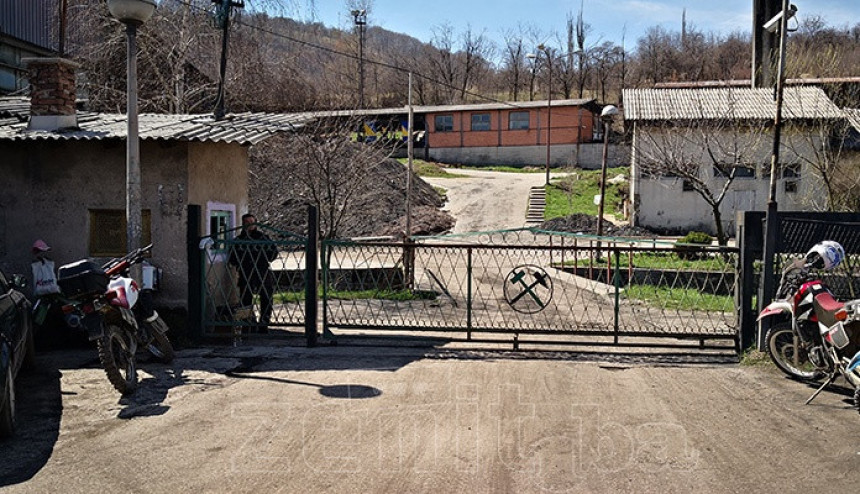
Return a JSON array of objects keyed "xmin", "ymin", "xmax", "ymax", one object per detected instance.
[{"xmin": 0, "ymin": 268, "xmax": 35, "ymax": 438}]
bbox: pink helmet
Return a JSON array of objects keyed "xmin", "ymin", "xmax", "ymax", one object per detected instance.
[{"xmin": 32, "ymin": 239, "xmax": 51, "ymax": 254}]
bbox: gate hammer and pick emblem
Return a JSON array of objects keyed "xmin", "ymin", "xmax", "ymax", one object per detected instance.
[{"xmin": 504, "ymin": 265, "xmax": 553, "ymax": 314}]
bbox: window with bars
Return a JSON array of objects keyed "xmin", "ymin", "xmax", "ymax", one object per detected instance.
[
  {"xmin": 89, "ymin": 209, "xmax": 152, "ymax": 257},
  {"xmin": 434, "ymin": 115, "xmax": 454, "ymax": 132},
  {"xmin": 471, "ymin": 113, "xmax": 491, "ymax": 131},
  {"xmin": 509, "ymin": 111, "xmax": 530, "ymax": 130}
]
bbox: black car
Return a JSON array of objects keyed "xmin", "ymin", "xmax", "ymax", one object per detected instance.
[{"xmin": 0, "ymin": 268, "xmax": 35, "ymax": 438}]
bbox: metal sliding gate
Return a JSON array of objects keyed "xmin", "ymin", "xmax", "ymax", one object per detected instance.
[
  {"xmin": 200, "ymin": 226, "xmax": 739, "ymax": 348},
  {"xmin": 321, "ymin": 229, "xmax": 739, "ymax": 349}
]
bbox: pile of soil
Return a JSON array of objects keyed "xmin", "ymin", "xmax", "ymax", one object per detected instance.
[
  {"xmin": 248, "ymin": 136, "xmax": 453, "ymax": 239},
  {"xmin": 540, "ymin": 213, "xmax": 658, "ymax": 238}
]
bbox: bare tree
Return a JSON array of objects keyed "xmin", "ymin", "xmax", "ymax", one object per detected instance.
[
  {"xmin": 634, "ymin": 91, "xmax": 770, "ymax": 245},
  {"xmin": 250, "ymin": 116, "xmax": 394, "ymax": 240}
]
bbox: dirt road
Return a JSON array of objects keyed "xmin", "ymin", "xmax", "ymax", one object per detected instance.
[
  {"xmin": 423, "ymin": 169, "xmax": 553, "ymax": 233},
  {"xmin": 2, "ymin": 343, "xmax": 858, "ymax": 493}
]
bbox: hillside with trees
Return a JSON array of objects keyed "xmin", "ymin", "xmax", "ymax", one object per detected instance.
[{"xmin": 61, "ymin": 0, "xmax": 860, "ymax": 115}]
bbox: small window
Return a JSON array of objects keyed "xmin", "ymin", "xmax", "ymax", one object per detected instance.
[
  {"xmin": 471, "ymin": 113, "xmax": 491, "ymax": 131},
  {"xmin": 209, "ymin": 210, "xmax": 234, "ymax": 252},
  {"xmin": 734, "ymin": 166, "xmax": 755, "ymax": 178},
  {"xmin": 509, "ymin": 111, "xmax": 530, "ymax": 130},
  {"xmin": 89, "ymin": 209, "xmax": 152, "ymax": 257},
  {"xmin": 782, "ymin": 163, "xmax": 801, "ymax": 178},
  {"xmin": 785, "ymin": 180, "xmax": 798, "ymax": 193},
  {"xmin": 434, "ymin": 115, "xmax": 454, "ymax": 132}
]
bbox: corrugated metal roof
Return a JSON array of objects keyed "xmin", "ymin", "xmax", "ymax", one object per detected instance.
[
  {"xmin": 317, "ymin": 98, "xmax": 594, "ymax": 118},
  {"xmin": 0, "ymin": 97, "xmax": 313, "ymax": 145},
  {"xmin": 622, "ymin": 86, "xmax": 843, "ymax": 122},
  {"xmin": 845, "ymin": 108, "xmax": 860, "ymax": 133}
]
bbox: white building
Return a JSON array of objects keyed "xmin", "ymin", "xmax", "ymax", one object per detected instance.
[{"xmin": 623, "ymin": 86, "xmax": 843, "ymax": 238}]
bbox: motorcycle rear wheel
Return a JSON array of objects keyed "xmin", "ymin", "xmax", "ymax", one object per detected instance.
[
  {"xmin": 765, "ymin": 322, "xmax": 825, "ymax": 381},
  {"xmin": 97, "ymin": 324, "xmax": 137, "ymax": 395},
  {"xmin": 144, "ymin": 318, "xmax": 174, "ymax": 364},
  {"xmin": 854, "ymin": 387, "xmax": 860, "ymax": 415}
]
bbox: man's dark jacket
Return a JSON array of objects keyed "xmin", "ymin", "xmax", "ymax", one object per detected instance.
[{"xmin": 229, "ymin": 229, "xmax": 278, "ymax": 286}]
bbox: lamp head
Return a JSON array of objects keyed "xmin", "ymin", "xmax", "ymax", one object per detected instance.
[
  {"xmin": 763, "ymin": 4, "xmax": 797, "ymax": 33},
  {"xmin": 107, "ymin": 0, "xmax": 157, "ymax": 25},
  {"xmin": 600, "ymin": 104, "xmax": 619, "ymax": 120}
]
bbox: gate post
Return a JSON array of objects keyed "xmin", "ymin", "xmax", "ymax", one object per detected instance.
[
  {"xmin": 304, "ymin": 205, "xmax": 319, "ymax": 347},
  {"xmin": 737, "ymin": 211, "xmax": 764, "ymax": 351},
  {"xmin": 187, "ymin": 204, "xmax": 203, "ymax": 341}
]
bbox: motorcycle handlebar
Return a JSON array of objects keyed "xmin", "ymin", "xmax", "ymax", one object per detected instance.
[{"xmin": 102, "ymin": 243, "xmax": 153, "ymax": 275}]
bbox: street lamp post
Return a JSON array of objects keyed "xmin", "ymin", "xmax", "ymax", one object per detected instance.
[
  {"xmin": 528, "ymin": 45, "xmax": 583, "ymax": 185},
  {"xmin": 761, "ymin": 0, "xmax": 796, "ymax": 316},
  {"xmin": 527, "ymin": 45, "xmax": 553, "ymax": 186},
  {"xmin": 107, "ymin": 0, "xmax": 156, "ymax": 275},
  {"xmin": 352, "ymin": 9, "xmax": 367, "ymax": 109},
  {"xmin": 596, "ymin": 105, "xmax": 619, "ymax": 239}
]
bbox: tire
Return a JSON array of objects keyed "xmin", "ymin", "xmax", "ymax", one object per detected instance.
[
  {"xmin": 96, "ymin": 325, "xmax": 137, "ymax": 395},
  {"xmin": 144, "ymin": 318, "xmax": 174, "ymax": 364},
  {"xmin": 0, "ymin": 366, "xmax": 15, "ymax": 438},
  {"xmin": 765, "ymin": 322, "xmax": 826, "ymax": 381},
  {"xmin": 854, "ymin": 387, "xmax": 860, "ymax": 416}
]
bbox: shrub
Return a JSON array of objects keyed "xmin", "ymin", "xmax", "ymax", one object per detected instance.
[
  {"xmin": 678, "ymin": 231, "xmax": 713, "ymax": 245},
  {"xmin": 675, "ymin": 231, "xmax": 713, "ymax": 260}
]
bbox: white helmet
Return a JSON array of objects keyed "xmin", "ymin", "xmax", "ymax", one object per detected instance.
[{"xmin": 805, "ymin": 240, "xmax": 845, "ymax": 271}]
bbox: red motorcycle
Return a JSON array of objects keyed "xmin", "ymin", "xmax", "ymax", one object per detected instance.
[
  {"xmin": 58, "ymin": 244, "xmax": 173, "ymax": 394},
  {"xmin": 758, "ymin": 241, "xmax": 860, "ymax": 412}
]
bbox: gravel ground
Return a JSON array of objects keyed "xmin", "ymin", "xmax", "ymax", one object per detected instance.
[{"xmin": 2, "ymin": 343, "xmax": 859, "ymax": 493}]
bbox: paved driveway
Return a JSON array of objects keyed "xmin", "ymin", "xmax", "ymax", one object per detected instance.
[{"xmin": 1, "ymin": 343, "xmax": 858, "ymax": 493}]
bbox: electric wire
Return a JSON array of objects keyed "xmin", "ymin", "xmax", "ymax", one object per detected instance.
[{"xmin": 171, "ymin": 0, "xmax": 552, "ymax": 110}]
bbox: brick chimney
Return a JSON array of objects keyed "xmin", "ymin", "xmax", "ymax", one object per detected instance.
[{"xmin": 23, "ymin": 58, "xmax": 79, "ymax": 131}]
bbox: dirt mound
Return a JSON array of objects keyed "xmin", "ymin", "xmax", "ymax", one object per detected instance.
[
  {"xmin": 540, "ymin": 213, "xmax": 658, "ymax": 238},
  {"xmin": 247, "ymin": 135, "xmax": 453, "ymax": 239}
]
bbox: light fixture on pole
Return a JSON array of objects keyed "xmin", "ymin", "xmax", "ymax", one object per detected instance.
[
  {"xmin": 596, "ymin": 104, "xmax": 619, "ymax": 239},
  {"xmin": 760, "ymin": 0, "xmax": 796, "ymax": 318},
  {"xmin": 526, "ymin": 44, "xmax": 553, "ymax": 186},
  {"xmin": 352, "ymin": 9, "xmax": 367, "ymax": 109},
  {"xmin": 107, "ymin": 0, "xmax": 156, "ymax": 276}
]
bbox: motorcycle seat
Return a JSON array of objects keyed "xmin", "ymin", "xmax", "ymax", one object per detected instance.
[{"xmin": 814, "ymin": 292, "xmax": 844, "ymax": 327}]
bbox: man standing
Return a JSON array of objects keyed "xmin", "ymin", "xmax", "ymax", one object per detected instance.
[{"xmin": 229, "ymin": 214, "xmax": 278, "ymax": 333}]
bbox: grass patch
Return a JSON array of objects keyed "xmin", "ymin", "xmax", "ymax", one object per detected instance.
[
  {"xmin": 623, "ymin": 284, "xmax": 733, "ymax": 312},
  {"xmin": 398, "ymin": 158, "xmax": 467, "ymax": 178},
  {"xmin": 739, "ymin": 348, "xmax": 772, "ymax": 367},
  {"xmin": 433, "ymin": 185, "xmax": 448, "ymax": 201},
  {"xmin": 545, "ymin": 167, "xmax": 628, "ymax": 220},
  {"xmin": 564, "ymin": 252, "xmax": 732, "ymax": 271},
  {"xmin": 274, "ymin": 288, "xmax": 438, "ymax": 303}
]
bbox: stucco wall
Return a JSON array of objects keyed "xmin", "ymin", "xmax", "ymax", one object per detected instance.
[
  {"xmin": 630, "ymin": 125, "xmax": 823, "ymax": 236},
  {"xmin": 428, "ymin": 143, "xmax": 630, "ymax": 169},
  {"xmin": 0, "ymin": 139, "xmax": 249, "ymax": 310},
  {"xmin": 0, "ymin": 139, "xmax": 189, "ymax": 305}
]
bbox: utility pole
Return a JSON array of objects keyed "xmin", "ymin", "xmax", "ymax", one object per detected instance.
[
  {"xmin": 352, "ymin": 9, "xmax": 367, "ymax": 108},
  {"xmin": 213, "ymin": 0, "xmax": 244, "ymax": 120}
]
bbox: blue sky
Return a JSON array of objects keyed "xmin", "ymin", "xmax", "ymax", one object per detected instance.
[{"xmin": 287, "ymin": 0, "xmax": 860, "ymax": 52}]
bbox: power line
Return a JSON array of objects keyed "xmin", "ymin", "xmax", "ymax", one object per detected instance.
[{"xmin": 172, "ymin": 0, "xmax": 530, "ymax": 109}]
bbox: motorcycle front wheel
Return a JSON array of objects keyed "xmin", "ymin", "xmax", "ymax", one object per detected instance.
[
  {"xmin": 765, "ymin": 322, "xmax": 825, "ymax": 381},
  {"xmin": 144, "ymin": 317, "xmax": 174, "ymax": 364},
  {"xmin": 97, "ymin": 324, "xmax": 137, "ymax": 395}
]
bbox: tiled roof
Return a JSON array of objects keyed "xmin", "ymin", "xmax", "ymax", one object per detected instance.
[
  {"xmin": 0, "ymin": 97, "xmax": 313, "ymax": 145},
  {"xmin": 622, "ymin": 86, "xmax": 843, "ymax": 122}
]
